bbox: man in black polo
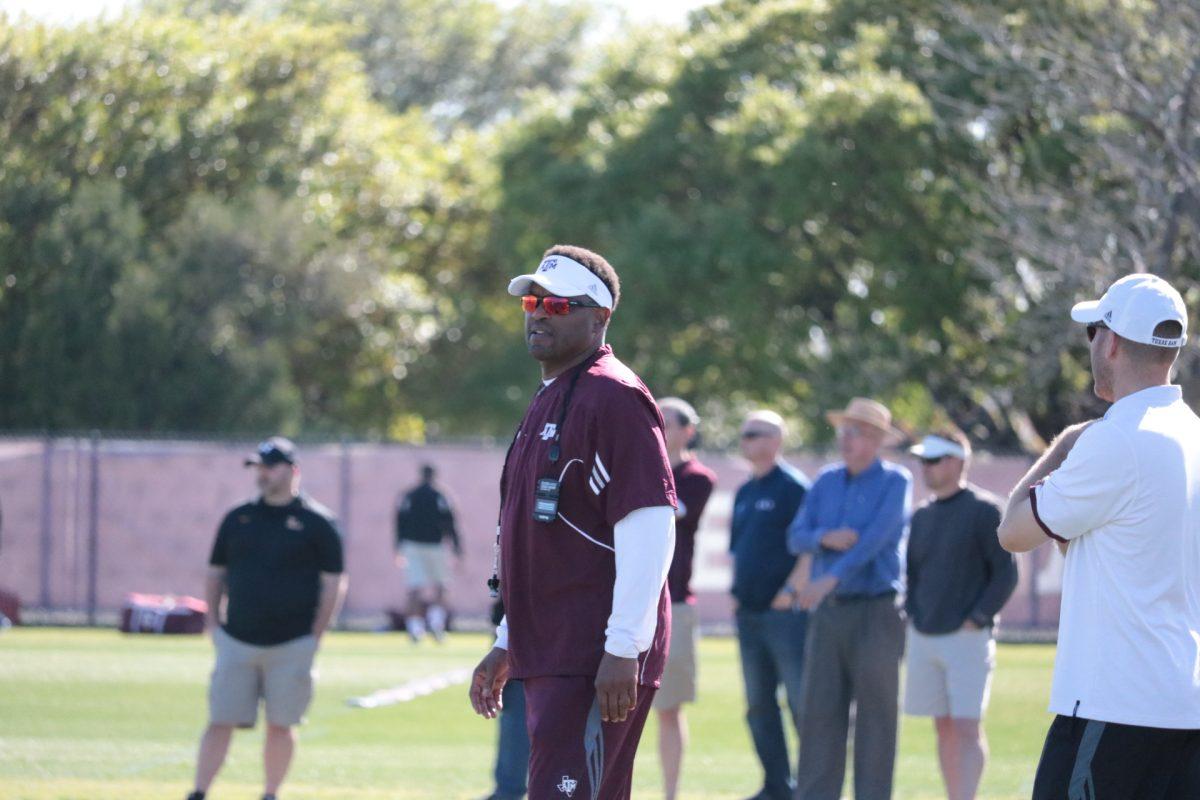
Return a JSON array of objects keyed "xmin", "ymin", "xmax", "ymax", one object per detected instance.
[
  {"xmin": 396, "ymin": 464, "xmax": 462, "ymax": 642},
  {"xmin": 186, "ymin": 437, "xmax": 348, "ymax": 800},
  {"xmin": 905, "ymin": 429, "xmax": 1017, "ymax": 800}
]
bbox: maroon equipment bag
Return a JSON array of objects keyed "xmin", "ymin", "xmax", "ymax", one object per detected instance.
[
  {"xmin": 120, "ymin": 593, "xmax": 207, "ymax": 634},
  {"xmin": 0, "ymin": 588, "xmax": 20, "ymax": 625}
]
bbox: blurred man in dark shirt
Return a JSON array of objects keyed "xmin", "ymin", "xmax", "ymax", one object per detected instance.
[
  {"xmin": 906, "ymin": 429, "xmax": 1017, "ymax": 800},
  {"xmin": 729, "ymin": 410, "xmax": 809, "ymax": 800},
  {"xmin": 186, "ymin": 438, "xmax": 347, "ymax": 800},
  {"xmin": 396, "ymin": 464, "xmax": 461, "ymax": 641}
]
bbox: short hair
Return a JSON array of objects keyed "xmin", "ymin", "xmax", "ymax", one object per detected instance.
[
  {"xmin": 743, "ymin": 409, "xmax": 785, "ymax": 438},
  {"xmin": 1119, "ymin": 320, "xmax": 1183, "ymax": 366},
  {"xmin": 543, "ymin": 244, "xmax": 621, "ymax": 310},
  {"xmin": 659, "ymin": 397, "xmax": 701, "ymax": 448},
  {"xmin": 658, "ymin": 397, "xmax": 699, "ymax": 428},
  {"xmin": 421, "ymin": 464, "xmax": 435, "ymax": 480},
  {"xmin": 930, "ymin": 426, "xmax": 972, "ymax": 460}
]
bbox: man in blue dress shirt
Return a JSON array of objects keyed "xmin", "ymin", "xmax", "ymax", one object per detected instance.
[
  {"xmin": 788, "ymin": 398, "xmax": 912, "ymax": 800},
  {"xmin": 730, "ymin": 410, "xmax": 811, "ymax": 800}
]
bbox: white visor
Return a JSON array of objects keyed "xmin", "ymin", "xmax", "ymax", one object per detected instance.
[
  {"xmin": 909, "ymin": 435, "xmax": 967, "ymax": 460},
  {"xmin": 507, "ymin": 254, "xmax": 614, "ymax": 310}
]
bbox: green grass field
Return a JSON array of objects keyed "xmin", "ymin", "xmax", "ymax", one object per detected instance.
[{"xmin": 0, "ymin": 628, "xmax": 1054, "ymax": 799}]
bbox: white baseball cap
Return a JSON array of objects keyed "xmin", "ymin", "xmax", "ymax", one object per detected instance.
[
  {"xmin": 1070, "ymin": 273, "xmax": 1188, "ymax": 347},
  {"xmin": 507, "ymin": 254, "xmax": 614, "ymax": 310},
  {"xmin": 909, "ymin": 434, "xmax": 967, "ymax": 461}
]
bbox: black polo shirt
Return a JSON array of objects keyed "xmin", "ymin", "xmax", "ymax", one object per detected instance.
[
  {"xmin": 905, "ymin": 484, "xmax": 1018, "ymax": 634},
  {"xmin": 395, "ymin": 482, "xmax": 460, "ymax": 551},
  {"xmin": 209, "ymin": 494, "xmax": 344, "ymax": 646}
]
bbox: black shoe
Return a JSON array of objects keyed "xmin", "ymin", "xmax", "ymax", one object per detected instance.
[
  {"xmin": 743, "ymin": 790, "xmax": 790, "ymax": 800},
  {"xmin": 186, "ymin": 793, "xmax": 205, "ymax": 800}
]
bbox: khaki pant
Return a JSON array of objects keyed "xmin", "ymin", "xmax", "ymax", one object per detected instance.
[
  {"xmin": 654, "ymin": 602, "xmax": 699, "ymax": 710},
  {"xmin": 208, "ymin": 626, "xmax": 318, "ymax": 728},
  {"xmin": 402, "ymin": 541, "xmax": 448, "ymax": 589},
  {"xmin": 904, "ymin": 625, "xmax": 995, "ymax": 719}
]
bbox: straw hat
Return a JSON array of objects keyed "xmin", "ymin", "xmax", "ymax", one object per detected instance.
[{"xmin": 825, "ymin": 397, "xmax": 905, "ymax": 446}]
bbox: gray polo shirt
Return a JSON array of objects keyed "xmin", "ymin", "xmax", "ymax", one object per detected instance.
[{"xmin": 905, "ymin": 484, "xmax": 1017, "ymax": 634}]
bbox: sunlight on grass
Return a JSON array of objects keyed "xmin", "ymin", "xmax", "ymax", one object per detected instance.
[{"xmin": 0, "ymin": 628, "xmax": 1052, "ymax": 799}]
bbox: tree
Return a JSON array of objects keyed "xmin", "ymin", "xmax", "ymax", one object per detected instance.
[
  {"xmin": 933, "ymin": 0, "xmax": 1200, "ymax": 440},
  {"xmin": 0, "ymin": 13, "xmax": 493, "ymax": 435},
  {"xmin": 452, "ymin": 1, "xmax": 986, "ymax": 443},
  {"xmin": 143, "ymin": 0, "xmax": 597, "ymax": 130}
]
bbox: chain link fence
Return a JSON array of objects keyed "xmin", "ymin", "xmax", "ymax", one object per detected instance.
[{"xmin": 0, "ymin": 434, "xmax": 1058, "ymax": 637}]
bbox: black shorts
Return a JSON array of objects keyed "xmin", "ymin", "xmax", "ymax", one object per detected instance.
[{"xmin": 1032, "ymin": 715, "xmax": 1200, "ymax": 800}]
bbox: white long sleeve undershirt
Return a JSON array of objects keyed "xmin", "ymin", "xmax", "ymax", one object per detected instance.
[{"xmin": 492, "ymin": 505, "xmax": 676, "ymax": 657}]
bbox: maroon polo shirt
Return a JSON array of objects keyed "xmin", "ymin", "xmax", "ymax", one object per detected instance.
[
  {"xmin": 666, "ymin": 458, "xmax": 716, "ymax": 605},
  {"xmin": 500, "ymin": 345, "xmax": 677, "ymax": 687}
]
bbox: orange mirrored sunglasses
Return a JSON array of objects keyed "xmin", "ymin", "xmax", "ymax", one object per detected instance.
[{"xmin": 521, "ymin": 294, "xmax": 600, "ymax": 316}]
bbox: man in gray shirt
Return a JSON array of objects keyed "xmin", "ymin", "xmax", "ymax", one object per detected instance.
[{"xmin": 904, "ymin": 429, "xmax": 1017, "ymax": 800}]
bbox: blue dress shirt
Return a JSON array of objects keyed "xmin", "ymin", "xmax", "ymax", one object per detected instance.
[{"xmin": 787, "ymin": 459, "xmax": 911, "ymax": 597}]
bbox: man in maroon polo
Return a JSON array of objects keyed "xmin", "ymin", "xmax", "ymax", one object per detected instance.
[
  {"xmin": 469, "ymin": 244, "xmax": 677, "ymax": 800},
  {"xmin": 653, "ymin": 397, "xmax": 717, "ymax": 800}
]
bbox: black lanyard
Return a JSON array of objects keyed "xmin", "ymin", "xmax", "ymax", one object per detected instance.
[{"xmin": 488, "ymin": 348, "xmax": 602, "ymax": 596}]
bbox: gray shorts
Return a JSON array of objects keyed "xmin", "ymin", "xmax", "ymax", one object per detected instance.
[
  {"xmin": 653, "ymin": 602, "xmax": 698, "ymax": 710},
  {"xmin": 402, "ymin": 541, "xmax": 448, "ymax": 590},
  {"xmin": 903, "ymin": 624, "xmax": 995, "ymax": 719},
  {"xmin": 208, "ymin": 627, "xmax": 319, "ymax": 728}
]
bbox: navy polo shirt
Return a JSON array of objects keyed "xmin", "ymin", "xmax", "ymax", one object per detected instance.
[{"xmin": 729, "ymin": 463, "xmax": 810, "ymax": 612}]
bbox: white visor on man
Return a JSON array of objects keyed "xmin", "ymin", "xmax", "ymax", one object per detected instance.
[
  {"xmin": 909, "ymin": 435, "xmax": 967, "ymax": 460},
  {"xmin": 507, "ymin": 254, "xmax": 614, "ymax": 310},
  {"xmin": 1070, "ymin": 273, "xmax": 1188, "ymax": 348}
]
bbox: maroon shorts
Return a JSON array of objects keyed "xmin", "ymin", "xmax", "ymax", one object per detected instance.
[{"xmin": 523, "ymin": 675, "xmax": 656, "ymax": 800}]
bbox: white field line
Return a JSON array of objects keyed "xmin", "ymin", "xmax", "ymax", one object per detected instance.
[{"xmin": 345, "ymin": 667, "xmax": 473, "ymax": 709}]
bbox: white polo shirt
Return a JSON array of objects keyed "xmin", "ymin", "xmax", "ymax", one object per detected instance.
[{"xmin": 1030, "ymin": 384, "xmax": 1200, "ymax": 729}]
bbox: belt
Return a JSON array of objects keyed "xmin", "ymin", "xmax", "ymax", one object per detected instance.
[{"xmin": 825, "ymin": 590, "xmax": 897, "ymax": 607}]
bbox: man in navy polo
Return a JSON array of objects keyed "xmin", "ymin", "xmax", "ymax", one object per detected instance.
[
  {"xmin": 789, "ymin": 398, "xmax": 912, "ymax": 800},
  {"xmin": 729, "ymin": 410, "xmax": 810, "ymax": 800},
  {"xmin": 468, "ymin": 245, "xmax": 677, "ymax": 800}
]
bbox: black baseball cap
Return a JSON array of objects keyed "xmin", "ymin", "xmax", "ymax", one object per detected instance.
[{"xmin": 244, "ymin": 436, "xmax": 297, "ymax": 467}]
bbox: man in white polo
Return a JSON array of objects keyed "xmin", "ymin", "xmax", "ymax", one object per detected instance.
[{"xmin": 998, "ymin": 273, "xmax": 1200, "ymax": 798}]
